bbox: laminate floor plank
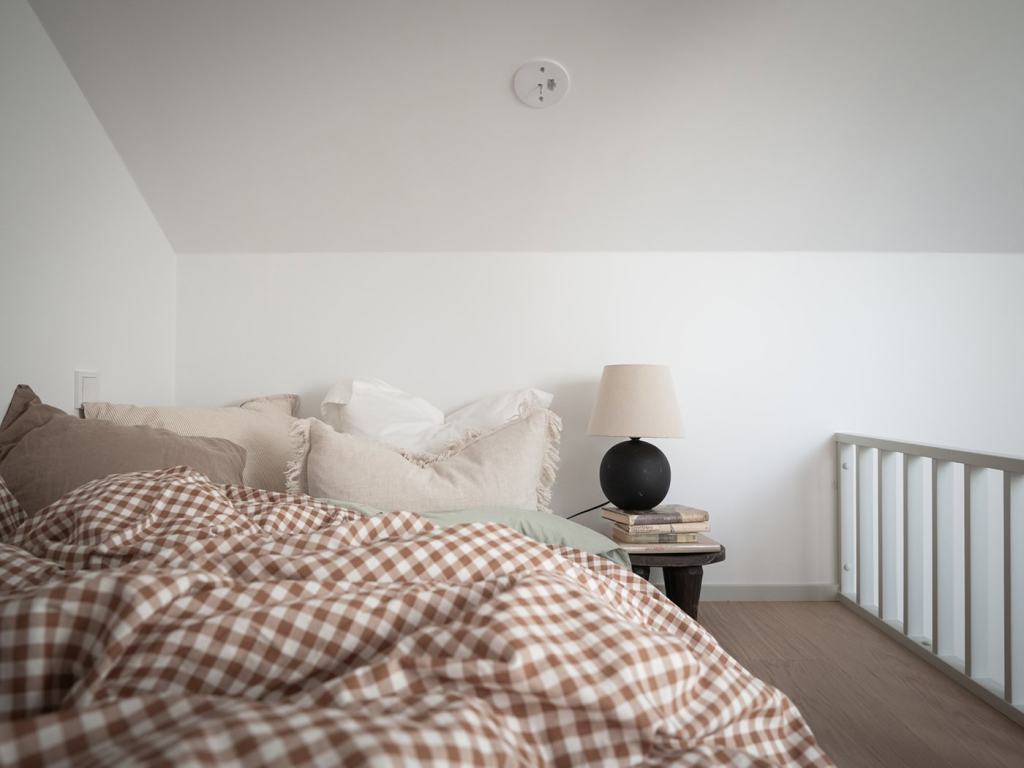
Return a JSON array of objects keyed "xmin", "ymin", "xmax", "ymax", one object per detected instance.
[{"xmin": 699, "ymin": 602, "xmax": 1024, "ymax": 768}]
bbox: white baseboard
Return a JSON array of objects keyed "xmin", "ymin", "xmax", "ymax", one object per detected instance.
[{"xmin": 700, "ymin": 583, "xmax": 839, "ymax": 601}]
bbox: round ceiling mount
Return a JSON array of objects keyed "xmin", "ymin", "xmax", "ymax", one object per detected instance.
[{"xmin": 513, "ymin": 60, "xmax": 569, "ymax": 108}]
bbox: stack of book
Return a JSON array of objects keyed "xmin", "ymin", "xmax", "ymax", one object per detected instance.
[{"xmin": 604, "ymin": 504, "xmax": 710, "ymax": 548}]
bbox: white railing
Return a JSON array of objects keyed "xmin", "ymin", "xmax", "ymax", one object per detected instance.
[{"xmin": 834, "ymin": 433, "xmax": 1024, "ymax": 726}]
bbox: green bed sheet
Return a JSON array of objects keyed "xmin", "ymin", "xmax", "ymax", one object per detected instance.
[{"xmin": 316, "ymin": 498, "xmax": 630, "ymax": 569}]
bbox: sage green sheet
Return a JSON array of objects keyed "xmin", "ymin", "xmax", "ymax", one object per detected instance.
[{"xmin": 316, "ymin": 498, "xmax": 630, "ymax": 569}]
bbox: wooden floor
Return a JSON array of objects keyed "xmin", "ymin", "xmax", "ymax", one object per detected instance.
[{"xmin": 700, "ymin": 602, "xmax": 1024, "ymax": 768}]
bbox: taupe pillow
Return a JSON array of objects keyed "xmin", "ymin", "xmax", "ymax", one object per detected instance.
[
  {"xmin": 84, "ymin": 395, "xmax": 298, "ymax": 491},
  {"xmin": 289, "ymin": 409, "xmax": 561, "ymax": 513},
  {"xmin": 0, "ymin": 385, "xmax": 246, "ymax": 513}
]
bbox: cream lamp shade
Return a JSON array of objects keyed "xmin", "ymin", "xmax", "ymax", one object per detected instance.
[{"xmin": 587, "ymin": 364, "xmax": 683, "ymax": 438}]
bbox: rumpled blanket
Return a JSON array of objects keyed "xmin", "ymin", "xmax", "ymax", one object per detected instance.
[{"xmin": 0, "ymin": 467, "xmax": 831, "ymax": 766}]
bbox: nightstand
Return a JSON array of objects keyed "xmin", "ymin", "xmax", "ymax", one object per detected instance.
[{"xmin": 619, "ymin": 535, "xmax": 725, "ymax": 621}]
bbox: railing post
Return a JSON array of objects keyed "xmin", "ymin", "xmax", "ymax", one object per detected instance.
[
  {"xmin": 856, "ymin": 445, "xmax": 878, "ymax": 611},
  {"xmin": 855, "ymin": 446, "xmax": 862, "ymax": 605},
  {"xmin": 836, "ymin": 440, "xmax": 842, "ymax": 592},
  {"xmin": 878, "ymin": 448, "xmax": 884, "ymax": 619},
  {"xmin": 964, "ymin": 466, "xmax": 972, "ymax": 678},
  {"xmin": 1006, "ymin": 471, "xmax": 1014, "ymax": 704},
  {"xmin": 903, "ymin": 453, "xmax": 909, "ymax": 634},
  {"xmin": 931, "ymin": 459, "xmax": 939, "ymax": 654}
]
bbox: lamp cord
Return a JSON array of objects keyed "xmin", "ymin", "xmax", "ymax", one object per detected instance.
[{"xmin": 566, "ymin": 500, "xmax": 608, "ymax": 520}]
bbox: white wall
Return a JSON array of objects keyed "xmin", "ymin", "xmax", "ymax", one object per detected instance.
[
  {"xmin": 8, "ymin": 0, "xmax": 1021, "ymax": 592},
  {"xmin": 0, "ymin": 0, "xmax": 177, "ymax": 412},
  {"xmin": 28, "ymin": 0, "xmax": 1024, "ymax": 253},
  {"xmin": 176, "ymin": 252, "xmax": 1024, "ymax": 590}
]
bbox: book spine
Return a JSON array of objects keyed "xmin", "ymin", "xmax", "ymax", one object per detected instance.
[
  {"xmin": 603, "ymin": 511, "xmax": 697, "ymax": 525},
  {"xmin": 658, "ymin": 505, "xmax": 711, "ymax": 522},
  {"xmin": 617, "ymin": 522, "xmax": 709, "ymax": 533},
  {"xmin": 612, "ymin": 532, "xmax": 700, "ymax": 544},
  {"xmin": 612, "ymin": 521, "xmax": 709, "ymax": 534}
]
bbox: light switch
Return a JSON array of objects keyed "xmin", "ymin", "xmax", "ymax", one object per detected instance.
[{"xmin": 75, "ymin": 370, "xmax": 99, "ymax": 412}]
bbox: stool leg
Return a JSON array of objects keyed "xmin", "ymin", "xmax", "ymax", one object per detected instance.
[{"xmin": 664, "ymin": 565, "xmax": 703, "ymax": 620}]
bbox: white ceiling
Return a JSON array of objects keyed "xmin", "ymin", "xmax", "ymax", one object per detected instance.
[{"xmin": 29, "ymin": 0, "xmax": 1024, "ymax": 253}]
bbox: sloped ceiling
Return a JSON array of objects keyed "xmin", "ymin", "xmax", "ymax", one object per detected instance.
[{"xmin": 29, "ymin": 0, "xmax": 1024, "ymax": 253}]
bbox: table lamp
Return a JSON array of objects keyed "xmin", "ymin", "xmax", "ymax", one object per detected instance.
[{"xmin": 587, "ymin": 364, "xmax": 683, "ymax": 511}]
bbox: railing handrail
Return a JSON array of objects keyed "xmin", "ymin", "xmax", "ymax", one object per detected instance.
[{"xmin": 834, "ymin": 433, "xmax": 1024, "ymax": 475}]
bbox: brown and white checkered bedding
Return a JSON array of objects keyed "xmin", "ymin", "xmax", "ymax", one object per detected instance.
[{"xmin": 0, "ymin": 468, "xmax": 832, "ymax": 767}]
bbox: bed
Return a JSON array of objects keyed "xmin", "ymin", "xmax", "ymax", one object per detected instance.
[{"xmin": 0, "ymin": 466, "xmax": 831, "ymax": 766}]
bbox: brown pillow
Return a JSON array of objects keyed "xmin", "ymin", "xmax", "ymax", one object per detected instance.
[
  {"xmin": 84, "ymin": 395, "xmax": 299, "ymax": 492},
  {"xmin": 0, "ymin": 385, "xmax": 246, "ymax": 513}
]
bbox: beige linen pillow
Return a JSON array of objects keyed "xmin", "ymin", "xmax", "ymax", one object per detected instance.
[
  {"xmin": 0, "ymin": 385, "xmax": 246, "ymax": 513},
  {"xmin": 289, "ymin": 409, "xmax": 561, "ymax": 513},
  {"xmin": 83, "ymin": 394, "xmax": 298, "ymax": 491}
]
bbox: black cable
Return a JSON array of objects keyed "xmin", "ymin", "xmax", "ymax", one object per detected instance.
[{"xmin": 565, "ymin": 500, "xmax": 608, "ymax": 520}]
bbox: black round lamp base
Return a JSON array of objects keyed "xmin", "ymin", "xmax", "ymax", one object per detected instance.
[{"xmin": 599, "ymin": 438, "xmax": 671, "ymax": 511}]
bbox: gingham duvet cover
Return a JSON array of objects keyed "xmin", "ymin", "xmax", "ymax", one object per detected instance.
[{"xmin": 0, "ymin": 467, "xmax": 832, "ymax": 767}]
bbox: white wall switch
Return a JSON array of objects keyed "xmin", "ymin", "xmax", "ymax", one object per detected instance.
[{"xmin": 74, "ymin": 370, "xmax": 100, "ymax": 412}]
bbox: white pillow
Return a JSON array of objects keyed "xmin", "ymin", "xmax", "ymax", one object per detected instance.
[
  {"xmin": 320, "ymin": 378, "xmax": 553, "ymax": 455},
  {"xmin": 83, "ymin": 394, "xmax": 299, "ymax": 492},
  {"xmin": 289, "ymin": 409, "xmax": 561, "ymax": 513}
]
